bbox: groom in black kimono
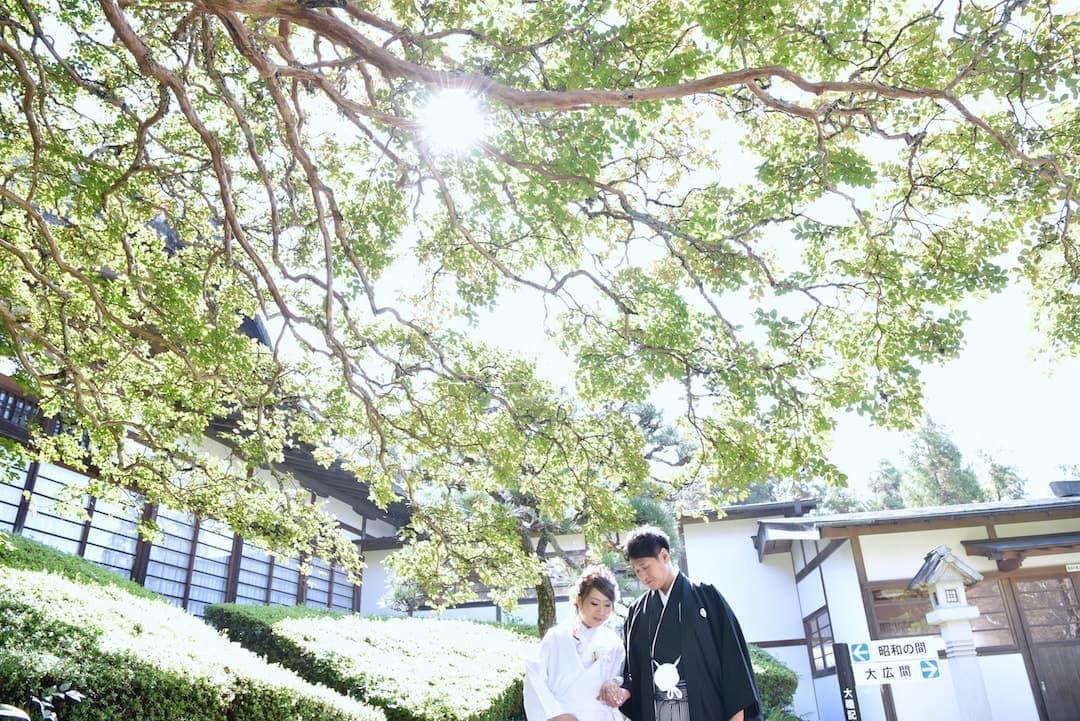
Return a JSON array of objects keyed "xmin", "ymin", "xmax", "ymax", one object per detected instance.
[{"xmin": 599, "ymin": 526, "xmax": 762, "ymax": 721}]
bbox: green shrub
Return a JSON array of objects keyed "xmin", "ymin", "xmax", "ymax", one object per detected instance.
[
  {"xmin": 474, "ymin": 619, "xmax": 540, "ymax": 639},
  {"xmin": 0, "ymin": 531, "xmax": 159, "ymax": 601},
  {"xmin": 749, "ymin": 646, "xmax": 800, "ymax": 721},
  {"xmin": 206, "ymin": 604, "xmax": 536, "ymax": 721},
  {"xmin": 0, "ymin": 567, "xmax": 384, "ymax": 721}
]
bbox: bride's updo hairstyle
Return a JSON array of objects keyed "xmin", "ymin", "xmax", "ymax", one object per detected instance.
[{"xmin": 574, "ymin": 565, "xmax": 618, "ymax": 607}]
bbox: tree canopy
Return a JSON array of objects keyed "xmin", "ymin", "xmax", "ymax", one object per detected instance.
[
  {"xmin": 1, "ymin": 0, "xmax": 1077, "ymax": 604},
  {"xmin": 984, "ymin": 457, "xmax": 1028, "ymax": 501},
  {"xmin": 866, "ymin": 459, "xmax": 906, "ymax": 511},
  {"xmin": 902, "ymin": 419, "xmax": 985, "ymax": 506}
]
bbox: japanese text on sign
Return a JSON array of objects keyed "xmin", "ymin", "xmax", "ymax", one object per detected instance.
[
  {"xmin": 846, "ymin": 636, "xmax": 946, "ymax": 686},
  {"xmin": 853, "ymin": 658, "xmax": 944, "ymax": 686},
  {"xmin": 848, "ymin": 635, "xmax": 944, "ymax": 664}
]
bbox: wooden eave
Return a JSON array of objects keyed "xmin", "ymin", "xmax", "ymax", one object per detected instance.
[
  {"xmin": 815, "ymin": 505, "xmax": 1080, "ymax": 538},
  {"xmin": 961, "ymin": 531, "xmax": 1080, "ymax": 571}
]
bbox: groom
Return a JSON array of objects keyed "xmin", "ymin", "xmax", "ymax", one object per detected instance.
[{"xmin": 600, "ymin": 526, "xmax": 762, "ymax": 721}]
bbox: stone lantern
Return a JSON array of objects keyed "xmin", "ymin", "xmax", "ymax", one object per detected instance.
[{"xmin": 908, "ymin": 545, "xmax": 992, "ymax": 721}]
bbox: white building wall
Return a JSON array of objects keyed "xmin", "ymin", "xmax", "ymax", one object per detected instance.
[
  {"xmin": 683, "ymin": 521, "xmax": 819, "ymax": 721},
  {"xmin": 851, "ymin": 518, "xmax": 1080, "ymax": 582},
  {"xmin": 416, "ymin": 605, "xmax": 501, "ymax": 622},
  {"xmin": 979, "ymin": 653, "xmax": 1041, "ymax": 721},
  {"xmin": 858, "ymin": 528, "xmax": 998, "ymax": 580},
  {"xmin": 796, "ymin": 569, "xmax": 825, "ymax": 614},
  {"xmin": 889, "ymin": 669, "xmax": 964, "ymax": 720},
  {"xmin": 494, "ymin": 598, "xmax": 578, "ymax": 628},
  {"xmin": 820, "ymin": 541, "xmax": 870, "ymax": 641},
  {"xmin": 994, "ymin": 518, "xmax": 1080, "ymax": 537},
  {"xmin": 992, "ymin": 518, "xmax": 1080, "ymax": 571},
  {"xmin": 815, "ymin": 541, "xmax": 889, "ymax": 721},
  {"xmin": 363, "ymin": 517, "xmax": 398, "ymax": 538},
  {"xmin": 679, "ymin": 509, "xmax": 1080, "ymax": 721},
  {"xmin": 358, "ymin": 547, "xmax": 395, "ymax": 616},
  {"xmin": 314, "ymin": 495, "xmax": 370, "ymax": 532},
  {"xmin": 682, "ymin": 520, "xmax": 805, "ymax": 642},
  {"xmin": 361, "ymin": 533, "xmax": 588, "ymax": 625},
  {"xmin": 854, "ymin": 529, "xmax": 1004, "ymax": 719},
  {"xmin": 810, "ymin": 675, "xmax": 846, "ymax": 721}
]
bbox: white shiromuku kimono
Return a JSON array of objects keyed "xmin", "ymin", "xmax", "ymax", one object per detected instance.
[{"xmin": 525, "ymin": 619, "xmax": 626, "ymax": 721}]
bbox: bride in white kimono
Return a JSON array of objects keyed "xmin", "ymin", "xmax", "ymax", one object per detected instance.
[{"xmin": 525, "ymin": 566, "xmax": 628, "ymax": 721}]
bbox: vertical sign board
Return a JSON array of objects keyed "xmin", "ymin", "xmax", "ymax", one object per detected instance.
[{"xmin": 833, "ymin": 643, "xmax": 863, "ymax": 721}]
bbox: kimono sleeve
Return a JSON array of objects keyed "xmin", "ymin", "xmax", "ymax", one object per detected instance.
[
  {"xmin": 597, "ymin": 628, "xmax": 626, "ymax": 684},
  {"xmin": 524, "ymin": 629, "xmax": 572, "ymax": 721},
  {"xmin": 703, "ymin": 586, "xmax": 762, "ymax": 721}
]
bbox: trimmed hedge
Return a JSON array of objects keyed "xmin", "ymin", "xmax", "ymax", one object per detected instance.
[
  {"xmin": 206, "ymin": 603, "xmax": 803, "ymax": 721},
  {"xmin": 206, "ymin": 604, "xmax": 536, "ymax": 721},
  {"xmin": 0, "ymin": 530, "xmax": 159, "ymax": 601},
  {"xmin": 0, "ymin": 532, "xmax": 384, "ymax": 721},
  {"xmin": 748, "ymin": 646, "xmax": 800, "ymax": 721}
]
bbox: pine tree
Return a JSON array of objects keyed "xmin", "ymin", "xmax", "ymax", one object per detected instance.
[
  {"xmin": 985, "ymin": 459, "xmax": 1028, "ymax": 501},
  {"xmin": 866, "ymin": 460, "xmax": 906, "ymax": 510},
  {"xmin": 902, "ymin": 421, "xmax": 985, "ymax": 507}
]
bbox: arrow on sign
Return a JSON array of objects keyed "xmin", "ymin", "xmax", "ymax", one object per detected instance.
[
  {"xmin": 920, "ymin": 660, "xmax": 940, "ymax": 679},
  {"xmin": 851, "ymin": 644, "xmax": 870, "ymax": 662}
]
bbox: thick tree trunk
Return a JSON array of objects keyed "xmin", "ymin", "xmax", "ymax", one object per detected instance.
[
  {"xmin": 534, "ymin": 536, "xmax": 556, "ymax": 637},
  {"xmin": 515, "ymin": 522, "xmax": 557, "ymax": 636},
  {"xmin": 535, "ymin": 577, "xmax": 557, "ymax": 637}
]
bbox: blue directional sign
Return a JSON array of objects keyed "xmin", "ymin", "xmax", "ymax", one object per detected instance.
[
  {"xmin": 920, "ymin": 660, "xmax": 940, "ymax": 679},
  {"xmin": 851, "ymin": 643, "xmax": 870, "ymax": 662}
]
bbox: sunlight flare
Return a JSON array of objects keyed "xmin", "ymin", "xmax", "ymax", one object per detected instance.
[{"xmin": 419, "ymin": 88, "xmax": 488, "ymax": 155}]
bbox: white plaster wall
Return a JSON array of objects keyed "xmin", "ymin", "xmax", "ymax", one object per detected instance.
[
  {"xmin": 315, "ymin": 495, "xmax": 369, "ymax": 531},
  {"xmin": 888, "ymin": 662, "xmax": 964, "ymax": 720},
  {"xmin": 1005, "ymin": 549, "xmax": 1080, "ymax": 570},
  {"xmin": 372, "ymin": 594, "xmax": 579, "ymax": 630},
  {"xmin": 199, "ymin": 436, "xmax": 293, "ymax": 491},
  {"xmin": 792, "ymin": 540, "xmax": 808, "ymax": 574},
  {"xmin": 979, "ymin": 653, "xmax": 1041, "ymax": 721},
  {"xmin": 858, "ymin": 528, "xmax": 999, "ymax": 579},
  {"xmin": 503, "ymin": 601, "xmax": 539, "ymax": 627},
  {"xmin": 358, "ymin": 547, "xmax": 396, "ymax": 615},
  {"xmin": 990, "ymin": 519, "xmax": 1080, "ymax": 571},
  {"xmin": 683, "ymin": 521, "xmax": 819, "ymax": 721},
  {"xmin": 993, "ymin": 518, "xmax": 1080, "ymax": 537},
  {"xmin": 200, "ymin": 435, "xmax": 405, "ymax": 543},
  {"xmin": 682, "ymin": 520, "xmax": 805, "ymax": 643},
  {"xmin": 363, "ymin": 517, "xmax": 398, "ymax": 538},
  {"xmin": 855, "ymin": 526, "xmax": 1059, "ymax": 720},
  {"xmin": 889, "ymin": 649, "xmax": 1041, "ymax": 721},
  {"xmin": 796, "ymin": 571, "xmax": 825, "ymax": 615},
  {"xmin": 814, "ymin": 542, "xmax": 890, "ymax": 721},
  {"xmin": 418, "ymin": 605, "xmax": 501, "ymax": 622},
  {"xmin": 820, "ymin": 542, "xmax": 871, "ymax": 642},
  {"xmin": 812, "ymin": 675, "xmax": 846, "ymax": 721},
  {"xmin": 505, "ymin": 599, "xmax": 577, "ymax": 628}
]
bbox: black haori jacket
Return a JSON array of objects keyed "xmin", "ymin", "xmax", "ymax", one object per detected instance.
[{"xmin": 619, "ymin": 574, "xmax": 763, "ymax": 721}]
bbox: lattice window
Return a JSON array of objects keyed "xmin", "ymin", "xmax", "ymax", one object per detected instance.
[{"xmin": 804, "ymin": 606, "xmax": 835, "ymax": 677}]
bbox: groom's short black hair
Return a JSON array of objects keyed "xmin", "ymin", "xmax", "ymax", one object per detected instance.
[{"xmin": 623, "ymin": 525, "xmax": 670, "ymax": 561}]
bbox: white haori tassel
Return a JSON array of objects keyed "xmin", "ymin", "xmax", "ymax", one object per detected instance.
[{"xmin": 652, "ymin": 658, "xmax": 683, "ymax": 699}]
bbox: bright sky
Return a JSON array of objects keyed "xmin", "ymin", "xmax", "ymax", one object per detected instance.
[{"xmin": 830, "ymin": 287, "xmax": 1080, "ymax": 498}]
